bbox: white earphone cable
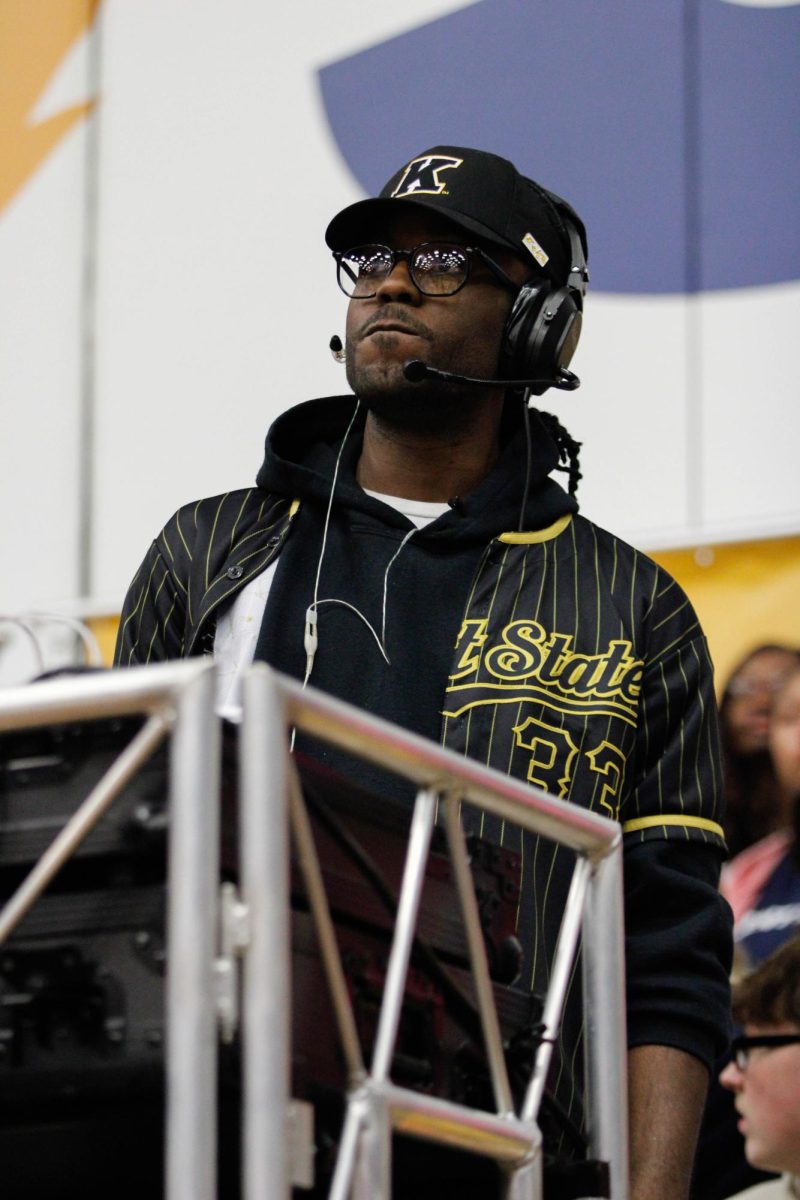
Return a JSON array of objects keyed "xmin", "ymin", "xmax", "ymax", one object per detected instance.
[
  {"xmin": 301, "ymin": 396, "xmax": 419, "ymax": 689},
  {"xmin": 303, "ymin": 398, "xmax": 361, "ymax": 687}
]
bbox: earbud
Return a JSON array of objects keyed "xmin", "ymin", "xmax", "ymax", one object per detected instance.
[
  {"xmin": 329, "ymin": 334, "xmax": 345, "ymax": 364},
  {"xmin": 304, "ymin": 605, "xmax": 319, "ymax": 681}
]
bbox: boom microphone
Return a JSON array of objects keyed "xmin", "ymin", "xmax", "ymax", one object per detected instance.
[{"xmin": 402, "ymin": 359, "xmax": 580, "ymax": 391}]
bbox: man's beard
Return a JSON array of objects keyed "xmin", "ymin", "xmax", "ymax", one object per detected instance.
[
  {"xmin": 346, "ymin": 355, "xmax": 497, "ymax": 437},
  {"xmin": 366, "ymin": 386, "xmax": 492, "ymax": 436}
]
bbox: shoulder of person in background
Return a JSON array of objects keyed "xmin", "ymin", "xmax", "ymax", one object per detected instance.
[
  {"xmin": 722, "ymin": 830, "xmax": 795, "ymax": 924},
  {"xmin": 728, "ymin": 1176, "xmax": 799, "ymax": 1199}
]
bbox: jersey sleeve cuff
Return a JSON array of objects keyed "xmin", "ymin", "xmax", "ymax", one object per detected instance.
[{"xmin": 622, "ymin": 813, "xmax": 727, "ymax": 851}]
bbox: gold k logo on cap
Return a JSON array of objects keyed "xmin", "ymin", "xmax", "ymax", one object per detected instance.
[{"xmin": 391, "ymin": 154, "xmax": 463, "ymax": 199}]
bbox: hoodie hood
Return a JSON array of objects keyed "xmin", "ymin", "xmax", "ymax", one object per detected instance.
[{"xmin": 255, "ymin": 394, "xmax": 577, "ymax": 544}]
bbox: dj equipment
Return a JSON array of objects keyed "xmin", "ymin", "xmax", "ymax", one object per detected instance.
[{"xmin": 0, "ymin": 718, "xmax": 170, "ymax": 1198}]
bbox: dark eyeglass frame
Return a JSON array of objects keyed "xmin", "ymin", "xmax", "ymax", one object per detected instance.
[
  {"xmin": 332, "ymin": 241, "xmax": 519, "ymax": 299},
  {"xmin": 726, "ymin": 673, "xmax": 794, "ymax": 699},
  {"xmin": 730, "ymin": 1032, "xmax": 800, "ymax": 1070}
]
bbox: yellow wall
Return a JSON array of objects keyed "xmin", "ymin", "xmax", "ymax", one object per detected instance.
[
  {"xmin": 86, "ymin": 614, "xmax": 120, "ymax": 666},
  {"xmin": 652, "ymin": 535, "xmax": 800, "ymax": 692}
]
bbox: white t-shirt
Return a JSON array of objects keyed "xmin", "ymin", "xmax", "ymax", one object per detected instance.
[
  {"xmin": 730, "ymin": 1178, "xmax": 799, "ymax": 1199},
  {"xmin": 214, "ymin": 490, "xmax": 450, "ymax": 720}
]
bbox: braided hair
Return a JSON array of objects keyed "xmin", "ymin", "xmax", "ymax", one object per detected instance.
[
  {"xmin": 536, "ymin": 409, "xmax": 583, "ymax": 496},
  {"xmin": 515, "ymin": 400, "xmax": 583, "ymax": 532}
]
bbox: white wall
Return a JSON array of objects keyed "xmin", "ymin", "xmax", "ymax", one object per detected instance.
[{"xmin": 1, "ymin": 0, "xmax": 798, "ymax": 680}]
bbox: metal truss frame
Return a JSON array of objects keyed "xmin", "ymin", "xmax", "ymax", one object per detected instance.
[
  {"xmin": 239, "ymin": 664, "xmax": 629, "ymax": 1200},
  {"xmin": 0, "ymin": 660, "xmax": 629, "ymax": 1199}
]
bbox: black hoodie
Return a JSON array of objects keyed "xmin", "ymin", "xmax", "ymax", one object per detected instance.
[{"xmin": 253, "ymin": 395, "xmax": 576, "ymax": 799}]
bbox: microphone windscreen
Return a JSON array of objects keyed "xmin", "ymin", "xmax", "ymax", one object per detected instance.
[{"xmin": 402, "ymin": 359, "xmax": 429, "ymax": 383}]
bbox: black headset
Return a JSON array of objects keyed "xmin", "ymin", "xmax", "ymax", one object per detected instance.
[{"xmin": 500, "ymin": 210, "xmax": 589, "ymax": 396}]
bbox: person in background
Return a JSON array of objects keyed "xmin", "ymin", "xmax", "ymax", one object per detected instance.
[
  {"xmin": 718, "ymin": 933, "xmax": 800, "ymax": 1199},
  {"xmin": 723, "ymin": 664, "xmax": 800, "ymax": 968},
  {"xmin": 720, "ymin": 646, "xmax": 800, "ymax": 859},
  {"xmin": 694, "ymin": 666, "xmax": 800, "ymax": 1200}
]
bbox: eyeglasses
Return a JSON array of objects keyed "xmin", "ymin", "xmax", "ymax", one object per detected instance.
[
  {"xmin": 333, "ymin": 241, "xmax": 518, "ymax": 299},
  {"xmin": 727, "ymin": 675, "xmax": 793, "ymax": 699},
  {"xmin": 730, "ymin": 1032, "xmax": 800, "ymax": 1070}
]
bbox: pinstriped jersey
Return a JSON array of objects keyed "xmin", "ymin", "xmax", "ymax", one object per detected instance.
[
  {"xmin": 115, "ymin": 491, "xmax": 299, "ymax": 665},
  {"xmin": 441, "ymin": 511, "xmax": 725, "ymax": 851},
  {"xmin": 117, "ymin": 480, "xmax": 723, "ymax": 854},
  {"xmin": 436, "ymin": 510, "xmax": 726, "ymax": 1133}
]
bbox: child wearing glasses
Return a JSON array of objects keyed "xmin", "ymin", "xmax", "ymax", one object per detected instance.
[{"xmin": 719, "ymin": 933, "xmax": 800, "ymax": 1198}]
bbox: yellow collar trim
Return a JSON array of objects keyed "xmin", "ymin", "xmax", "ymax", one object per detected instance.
[{"xmin": 498, "ymin": 513, "xmax": 573, "ymax": 545}]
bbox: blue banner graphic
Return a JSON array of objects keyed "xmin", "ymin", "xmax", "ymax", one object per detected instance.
[{"xmin": 319, "ymin": 0, "xmax": 799, "ymax": 293}]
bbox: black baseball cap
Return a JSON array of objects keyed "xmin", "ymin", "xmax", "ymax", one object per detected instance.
[{"xmin": 325, "ymin": 145, "xmax": 588, "ymax": 287}]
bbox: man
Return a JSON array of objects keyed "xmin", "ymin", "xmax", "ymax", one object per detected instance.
[
  {"xmin": 116, "ymin": 145, "xmax": 732, "ymax": 1197},
  {"xmin": 719, "ymin": 934, "xmax": 800, "ymax": 1197}
]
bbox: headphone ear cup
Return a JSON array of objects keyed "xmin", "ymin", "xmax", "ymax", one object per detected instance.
[
  {"xmin": 501, "ymin": 284, "xmax": 583, "ymax": 395},
  {"xmin": 501, "ymin": 283, "xmax": 548, "ymax": 380}
]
